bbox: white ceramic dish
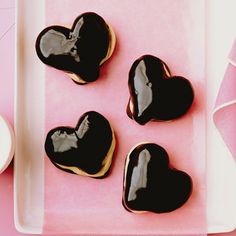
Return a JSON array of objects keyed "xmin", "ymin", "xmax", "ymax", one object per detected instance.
[
  {"xmin": 14, "ymin": 0, "xmax": 236, "ymax": 234},
  {"xmin": 0, "ymin": 115, "xmax": 14, "ymax": 174}
]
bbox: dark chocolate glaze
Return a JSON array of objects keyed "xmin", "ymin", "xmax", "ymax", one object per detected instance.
[
  {"xmin": 45, "ymin": 111, "xmax": 114, "ymax": 176},
  {"xmin": 36, "ymin": 12, "xmax": 110, "ymax": 83},
  {"xmin": 127, "ymin": 55, "xmax": 194, "ymax": 125},
  {"xmin": 123, "ymin": 143, "xmax": 192, "ymax": 213}
]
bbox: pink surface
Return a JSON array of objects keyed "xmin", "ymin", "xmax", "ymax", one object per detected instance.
[
  {"xmin": 44, "ymin": 0, "xmax": 206, "ymax": 234},
  {"xmin": 214, "ymin": 39, "xmax": 236, "ymax": 161},
  {"xmin": 0, "ymin": 1, "xmax": 29, "ymax": 235},
  {"xmin": 0, "ymin": 0, "xmax": 14, "ymax": 127}
]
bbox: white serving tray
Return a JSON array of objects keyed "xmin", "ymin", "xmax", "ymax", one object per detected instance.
[{"xmin": 14, "ymin": 0, "xmax": 236, "ymax": 234}]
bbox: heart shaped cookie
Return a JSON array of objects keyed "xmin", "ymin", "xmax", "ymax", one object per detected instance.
[
  {"xmin": 36, "ymin": 12, "xmax": 116, "ymax": 84},
  {"xmin": 127, "ymin": 55, "xmax": 194, "ymax": 125},
  {"xmin": 123, "ymin": 143, "xmax": 192, "ymax": 213},
  {"xmin": 45, "ymin": 111, "xmax": 116, "ymax": 178}
]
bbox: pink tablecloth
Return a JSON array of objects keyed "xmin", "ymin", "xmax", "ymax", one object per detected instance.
[{"xmin": 0, "ymin": 0, "xmax": 235, "ymax": 235}]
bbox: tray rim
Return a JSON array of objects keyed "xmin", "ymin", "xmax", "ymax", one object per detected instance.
[{"xmin": 14, "ymin": 0, "xmax": 45, "ymax": 233}]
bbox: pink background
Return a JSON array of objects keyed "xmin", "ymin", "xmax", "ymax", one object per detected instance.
[{"xmin": 0, "ymin": 0, "xmax": 235, "ymax": 235}]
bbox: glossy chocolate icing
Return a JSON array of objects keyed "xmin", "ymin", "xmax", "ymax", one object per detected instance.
[
  {"xmin": 45, "ymin": 111, "xmax": 114, "ymax": 176},
  {"xmin": 127, "ymin": 55, "xmax": 194, "ymax": 125},
  {"xmin": 123, "ymin": 143, "xmax": 192, "ymax": 213},
  {"xmin": 36, "ymin": 12, "xmax": 110, "ymax": 83}
]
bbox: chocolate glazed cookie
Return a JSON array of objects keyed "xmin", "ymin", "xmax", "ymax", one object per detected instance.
[
  {"xmin": 123, "ymin": 143, "xmax": 192, "ymax": 213},
  {"xmin": 45, "ymin": 111, "xmax": 116, "ymax": 178},
  {"xmin": 36, "ymin": 12, "xmax": 116, "ymax": 84},
  {"xmin": 127, "ymin": 55, "xmax": 194, "ymax": 125}
]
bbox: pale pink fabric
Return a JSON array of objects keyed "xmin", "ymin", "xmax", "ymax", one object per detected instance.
[
  {"xmin": 214, "ymin": 39, "xmax": 236, "ymax": 161},
  {"xmin": 44, "ymin": 0, "xmax": 207, "ymax": 234}
]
